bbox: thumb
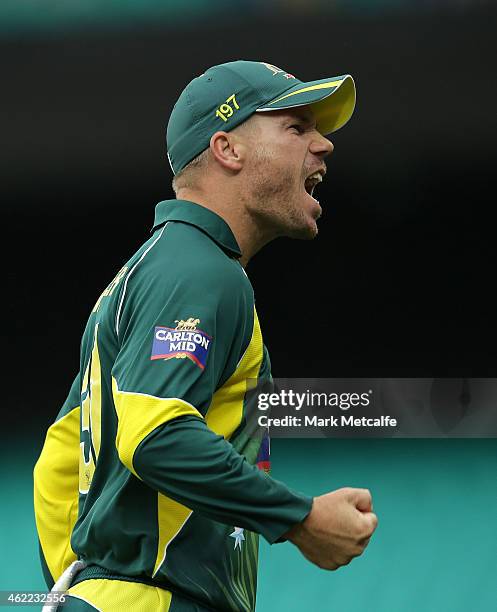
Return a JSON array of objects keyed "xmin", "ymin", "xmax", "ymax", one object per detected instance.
[
  {"xmin": 353, "ymin": 488, "xmax": 373, "ymax": 513},
  {"xmin": 361, "ymin": 511, "xmax": 379, "ymax": 534}
]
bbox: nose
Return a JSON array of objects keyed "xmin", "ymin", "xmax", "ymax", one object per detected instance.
[{"xmin": 310, "ymin": 132, "xmax": 334, "ymax": 158}]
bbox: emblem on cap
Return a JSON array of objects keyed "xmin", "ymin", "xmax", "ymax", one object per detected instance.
[{"xmin": 260, "ymin": 62, "xmax": 296, "ymax": 80}]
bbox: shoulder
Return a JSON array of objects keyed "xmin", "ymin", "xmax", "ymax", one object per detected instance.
[
  {"xmin": 150, "ymin": 221, "xmax": 251, "ymax": 296},
  {"xmin": 121, "ymin": 221, "xmax": 253, "ymax": 317}
]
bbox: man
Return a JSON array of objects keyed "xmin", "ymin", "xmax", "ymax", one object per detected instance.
[{"xmin": 34, "ymin": 60, "xmax": 377, "ymax": 612}]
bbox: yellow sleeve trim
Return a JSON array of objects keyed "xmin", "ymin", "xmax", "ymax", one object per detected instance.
[
  {"xmin": 206, "ymin": 307, "xmax": 263, "ymax": 439},
  {"xmin": 153, "ymin": 494, "xmax": 192, "ymax": 577},
  {"xmin": 112, "ymin": 377, "xmax": 203, "ymax": 478},
  {"xmin": 34, "ymin": 406, "xmax": 80, "ymax": 582}
]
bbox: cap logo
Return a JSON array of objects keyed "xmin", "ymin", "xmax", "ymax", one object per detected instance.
[
  {"xmin": 260, "ymin": 62, "xmax": 296, "ymax": 80},
  {"xmin": 215, "ymin": 93, "xmax": 241, "ymax": 123}
]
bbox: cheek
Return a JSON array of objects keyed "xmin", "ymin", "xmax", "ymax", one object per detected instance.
[
  {"xmin": 272, "ymin": 151, "xmax": 302, "ymax": 183},
  {"xmin": 247, "ymin": 143, "xmax": 303, "ymax": 200}
]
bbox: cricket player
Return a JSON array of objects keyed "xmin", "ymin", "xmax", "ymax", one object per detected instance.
[{"xmin": 34, "ymin": 60, "xmax": 378, "ymax": 611}]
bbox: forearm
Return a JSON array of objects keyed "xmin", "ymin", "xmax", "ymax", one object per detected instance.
[{"xmin": 133, "ymin": 416, "xmax": 312, "ymax": 543}]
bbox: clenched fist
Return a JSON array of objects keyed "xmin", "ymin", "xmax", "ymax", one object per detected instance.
[{"xmin": 284, "ymin": 487, "xmax": 378, "ymax": 570}]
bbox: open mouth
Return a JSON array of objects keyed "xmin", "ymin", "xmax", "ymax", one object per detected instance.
[{"xmin": 304, "ymin": 170, "xmax": 324, "ymax": 200}]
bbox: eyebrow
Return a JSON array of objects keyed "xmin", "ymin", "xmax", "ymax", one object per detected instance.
[{"xmin": 284, "ymin": 113, "xmax": 317, "ymax": 130}]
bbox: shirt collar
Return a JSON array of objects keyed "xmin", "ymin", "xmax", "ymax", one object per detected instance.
[{"xmin": 152, "ymin": 199, "xmax": 242, "ymax": 258}]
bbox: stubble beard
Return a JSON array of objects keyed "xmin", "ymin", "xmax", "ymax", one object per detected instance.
[{"xmin": 244, "ymin": 148, "xmax": 316, "ymax": 240}]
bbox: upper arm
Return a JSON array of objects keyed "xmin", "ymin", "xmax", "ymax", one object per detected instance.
[{"xmin": 111, "ymin": 255, "xmax": 253, "ymax": 477}]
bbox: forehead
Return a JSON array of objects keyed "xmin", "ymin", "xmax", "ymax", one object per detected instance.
[{"xmin": 256, "ymin": 105, "xmax": 316, "ymax": 127}]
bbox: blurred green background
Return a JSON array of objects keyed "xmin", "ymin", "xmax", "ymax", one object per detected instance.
[
  {"xmin": 2, "ymin": 0, "xmax": 492, "ymax": 36},
  {"xmin": 2, "ymin": 439, "xmax": 496, "ymax": 611},
  {"xmin": 2, "ymin": 0, "xmax": 497, "ymax": 610}
]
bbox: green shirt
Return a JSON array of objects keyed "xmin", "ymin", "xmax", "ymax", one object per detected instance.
[{"xmin": 34, "ymin": 199, "xmax": 312, "ymax": 612}]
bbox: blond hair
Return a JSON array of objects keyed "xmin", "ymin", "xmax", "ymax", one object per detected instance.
[{"xmin": 171, "ymin": 149, "xmax": 210, "ymax": 195}]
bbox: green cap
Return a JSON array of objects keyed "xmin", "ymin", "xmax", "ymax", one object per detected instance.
[{"xmin": 166, "ymin": 60, "xmax": 356, "ymax": 175}]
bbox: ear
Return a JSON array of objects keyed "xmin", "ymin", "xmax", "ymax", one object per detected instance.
[{"xmin": 209, "ymin": 131, "xmax": 245, "ymax": 172}]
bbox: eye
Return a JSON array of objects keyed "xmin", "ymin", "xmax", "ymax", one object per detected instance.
[{"xmin": 290, "ymin": 124, "xmax": 304, "ymax": 134}]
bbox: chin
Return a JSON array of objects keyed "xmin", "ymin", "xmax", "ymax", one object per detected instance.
[
  {"xmin": 287, "ymin": 219, "xmax": 319, "ymax": 240},
  {"xmin": 302, "ymin": 223, "xmax": 319, "ymax": 240}
]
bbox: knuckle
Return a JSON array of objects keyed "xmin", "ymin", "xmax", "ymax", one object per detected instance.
[
  {"xmin": 356, "ymin": 541, "xmax": 368, "ymax": 555},
  {"xmin": 361, "ymin": 514, "xmax": 378, "ymax": 535},
  {"xmin": 317, "ymin": 559, "xmax": 338, "ymax": 571},
  {"xmin": 364, "ymin": 523, "xmax": 375, "ymax": 537},
  {"xmin": 339, "ymin": 552, "xmax": 353, "ymax": 564},
  {"xmin": 356, "ymin": 520, "xmax": 370, "ymax": 537},
  {"xmin": 361, "ymin": 488, "xmax": 372, "ymax": 503}
]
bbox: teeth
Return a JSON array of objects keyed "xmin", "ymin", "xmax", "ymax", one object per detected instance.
[
  {"xmin": 304, "ymin": 171, "xmax": 324, "ymax": 197},
  {"xmin": 307, "ymin": 171, "xmax": 323, "ymax": 183}
]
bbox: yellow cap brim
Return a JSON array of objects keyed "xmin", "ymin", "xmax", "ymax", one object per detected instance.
[{"xmin": 256, "ymin": 74, "xmax": 356, "ymax": 135}]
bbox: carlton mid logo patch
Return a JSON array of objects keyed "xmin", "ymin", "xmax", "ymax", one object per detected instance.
[{"xmin": 151, "ymin": 318, "xmax": 212, "ymax": 370}]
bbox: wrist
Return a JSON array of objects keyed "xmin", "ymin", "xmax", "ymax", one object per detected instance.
[{"xmin": 281, "ymin": 497, "xmax": 315, "ymax": 544}]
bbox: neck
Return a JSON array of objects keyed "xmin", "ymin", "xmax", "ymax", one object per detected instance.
[{"xmin": 175, "ymin": 188, "xmax": 275, "ymax": 267}]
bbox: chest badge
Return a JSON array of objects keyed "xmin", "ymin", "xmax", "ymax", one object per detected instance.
[{"xmin": 151, "ymin": 318, "xmax": 212, "ymax": 370}]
